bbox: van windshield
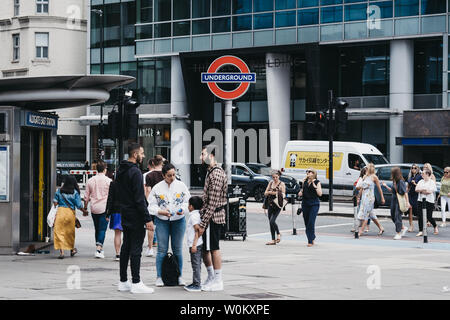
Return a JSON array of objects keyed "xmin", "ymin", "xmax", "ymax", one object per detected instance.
[{"xmin": 363, "ymin": 154, "xmax": 388, "ymax": 165}]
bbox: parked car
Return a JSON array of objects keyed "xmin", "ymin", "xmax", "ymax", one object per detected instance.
[
  {"xmin": 245, "ymin": 163, "xmax": 301, "ymax": 197},
  {"xmin": 374, "ymin": 164, "xmax": 443, "ymax": 210}
]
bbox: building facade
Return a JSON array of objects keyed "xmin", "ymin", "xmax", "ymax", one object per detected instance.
[
  {"xmin": 0, "ymin": 0, "xmax": 89, "ymax": 168},
  {"xmin": 87, "ymin": 0, "xmax": 450, "ymax": 187}
]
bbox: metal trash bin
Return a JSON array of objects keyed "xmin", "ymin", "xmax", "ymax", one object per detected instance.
[{"xmin": 221, "ymin": 185, "xmax": 247, "ymax": 241}]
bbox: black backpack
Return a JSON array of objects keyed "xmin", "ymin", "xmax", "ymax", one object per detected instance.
[{"xmin": 161, "ymin": 252, "xmax": 180, "ymax": 286}]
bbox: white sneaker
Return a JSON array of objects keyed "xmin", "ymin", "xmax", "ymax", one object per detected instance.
[
  {"xmin": 145, "ymin": 247, "xmax": 154, "ymax": 257},
  {"xmin": 393, "ymin": 234, "xmax": 402, "ymax": 240},
  {"xmin": 118, "ymin": 280, "xmax": 132, "ymax": 292},
  {"xmin": 209, "ymin": 279, "xmax": 224, "ymax": 291},
  {"xmin": 401, "ymin": 227, "xmax": 408, "ymax": 236},
  {"xmin": 95, "ymin": 250, "xmax": 105, "ymax": 259},
  {"xmin": 130, "ymin": 281, "xmax": 154, "ymax": 294},
  {"xmin": 155, "ymin": 277, "xmax": 164, "ymax": 287},
  {"xmin": 440, "ymin": 223, "xmax": 446, "ymax": 228},
  {"xmin": 178, "ymin": 277, "xmax": 186, "ymax": 286},
  {"xmin": 416, "ymin": 232, "xmax": 423, "ymax": 237},
  {"xmin": 201, "ymin": 277, "xmax": 214, "ymax": 290}
]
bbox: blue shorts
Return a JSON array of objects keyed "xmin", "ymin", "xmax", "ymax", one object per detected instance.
[{"xmin": 109, "ymin": 213, "xmax": 123, "ymax": 231}]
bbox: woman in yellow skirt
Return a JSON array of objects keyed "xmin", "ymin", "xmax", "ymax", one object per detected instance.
[{"xmin": 53, "ymin": 175, "xmax": 83, "ymax": 259}]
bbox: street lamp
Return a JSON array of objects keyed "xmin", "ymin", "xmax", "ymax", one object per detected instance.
[{"xmin": 91, "ymin": 8, "xmax": 105, "ymax": 159}]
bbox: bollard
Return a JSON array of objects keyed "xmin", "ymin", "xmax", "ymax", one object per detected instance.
[
  {"xmin": 290, "ymin": 195, "xmax": 297, "ymax": 235},
  {"xmin": 353, "ymin": 195, "xmax": 359, "ymax": 239},
  {"xmin": 422, "ymin": 196, "xmax": 428, "ymax": 243}
]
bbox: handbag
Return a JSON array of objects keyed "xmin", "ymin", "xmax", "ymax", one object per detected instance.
[
  {"xmin": 47, "ymin": 205, "xmax": 58, "ymax": 228},
  {"xmin": 394, "ymin": 182, "xmax": 409, "ymax": 213}
]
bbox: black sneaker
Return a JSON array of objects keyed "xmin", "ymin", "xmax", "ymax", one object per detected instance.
[{"xmin": 184, "ymin": 283, "xmax": 201, "ymax": 292}]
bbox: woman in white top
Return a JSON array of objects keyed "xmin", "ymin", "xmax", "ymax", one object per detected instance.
[
  {"xmin": 148, "ymin": 163, "xmax": 191, "ymax": 287},
  {"xmin": 415, "ymin": 168, "xmax": 438, "ymax": 236}
]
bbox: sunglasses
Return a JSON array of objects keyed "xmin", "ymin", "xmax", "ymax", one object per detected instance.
[{"xmin": 445, "ymin": 171, "xmax": 449, "ymax": 174}]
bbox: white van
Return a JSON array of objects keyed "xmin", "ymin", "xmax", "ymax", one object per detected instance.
[{"xmin": 281, "ymin": 141, "xmax": 389, "ymax": 197}]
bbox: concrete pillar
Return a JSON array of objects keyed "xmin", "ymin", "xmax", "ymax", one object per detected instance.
[
  {"xmin": 389, "ymin": 40, "xmax": 414, "ymax": 163},
  {"xmin": 266, "ymin": 53, "xmax": 291, "ymax": 170},
  {"xmin": 443, "ymin": 34, "xmax": 448, "ymax": 108},
  {"xmin": 170, "ymin": 55, "xmax": 191, "ymax": 187}
]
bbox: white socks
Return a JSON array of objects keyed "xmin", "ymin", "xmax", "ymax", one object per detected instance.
[
  {"xmin": 214, "ymin": 269, "xmax": 222, "ymax": 282},
  {"xmin": 206, "ymin": 266, "xmax": 215, "ymax": 281}
]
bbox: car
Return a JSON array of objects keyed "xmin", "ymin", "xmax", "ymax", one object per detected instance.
[
  {"xmin": 245, "ymin": 163, "xmax": 301, "ymax": 197},
  {"xmin": 231, "ymin": 163, "xmax": 269, "ymax": 202},
  {"xmin": 374, "ymin": 164, "xmax": 443, "ymax": 210}
]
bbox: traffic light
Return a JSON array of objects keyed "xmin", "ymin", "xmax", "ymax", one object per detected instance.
[
  {"xmin": 334, "ymin": 98, "xmax": 348, "ymax": 134},
  {"xmin": 123, "ymin": 95, "xmax": 140, "ymax": 140},
  {"xmin": 306, "ymin": 111, "xmax": 327, "ymax": 136},
  {"xmin": 107, "ymin": 110, "xmax": 120, "ymax": 139}
]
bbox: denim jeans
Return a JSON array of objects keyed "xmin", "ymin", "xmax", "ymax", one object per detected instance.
[
  {"xmin": 302, "ymin": 199, "xmax": 320, "ymax": 244},
  {"xmin": 190, "ymin": 245, "xmax": 203, "ymax": 286},
  {"xmin": 92, "ymin": 213, "xmax": 108, "ymax": 247},
  {"xmin": 155, "ymin": 217, "xmax": 186, "ymax": 278}
]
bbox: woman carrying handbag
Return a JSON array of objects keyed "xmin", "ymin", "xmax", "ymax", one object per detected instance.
[
  {"xmin": 52, "ymin": 175, "xmax": 84, "ymax": 259},
  {"xmin": 382, "ymin": 167, "xmax": 409, "ymax": 240},
  {"xmin": 263, "ymin": 170, "xmax": 286, "ymax": 245},
  {"xmin": 298, "ymin": 168, "xmax": 322, "ymax": 247}
]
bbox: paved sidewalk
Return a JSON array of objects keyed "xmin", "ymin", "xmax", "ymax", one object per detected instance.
[{"xmin": 1, "ymin": 213, "xmax": 450, "ymax": 300}]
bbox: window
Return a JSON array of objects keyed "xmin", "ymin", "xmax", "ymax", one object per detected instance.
[
  {"xmin": 276, "ymin": 11, "xmax": 296, "ymax": 27},
  {"xmin": 173, "ymin": 21, "xmax": 190, "ymax": 36},
  {"xmin": 370, "ymin": 1, "xmax": 393, "ymax": 19},
  {"xmin": 12, "ymin": 34, "xmax": 20, "ymax": 61},
  {"xmin": 14, "ymin": 0, "xmax": 20, "ymax": 16},
  {"xmin": 35, "ymin": 32, "xmax": 49, "ymax": 58},
  {"xmin": 421, "ymin": 0, "xmax": 445, "ymax": 15},
  {"xmin": 154, "ymin": 0, "xmax": 171, "ymax": 22},
  {"xmin": 376, "ymin": 167, "xmax": 391, "ymax": 181},
  {"xmin": 192, "ymin": 19, "xmax": 210, "ymax": 35},
  {"xmin": 254, "ymin": 0, "xmax": 273, "ymax": 12},
  {"xmin": 173, "ymin": 0, "xmax": 190, "ymax": 20},
  {"xmin": 395, "ymin": 0, "xmax": 419, "ymax": 17},
  {"xmin": 36, "ymin": 0, "xmax": 48, "ymax": 13},
  {"xmin": 298, "ymin": 8, "xmax": 319, "ymax": 25},
  {"xmin": 233, "ymin": 15, "xmax": 252, "ymax": 31},
  {"xmin": 137, "ymin": 0, "xmax": 153, "ymax": 23},
  {"xmin": 213, "ymin": 0, "xmax": 231, "ymax": 16},
  {"xmin": 193, "ymin": 0, "xmax": 210, "ymax": 18},
  {"xmin": 136, "ymin": 24, "xmax": 153, "ymax": 39},
  {"xmin": 348, "ymin": 154, "xmax": 364, "ymax": 171},
  {"xmin": 298, "ymin": 0, "xmax": 319, "ymax": 7},
  {"xmin": 321, "ymin": 5, "xmax": 343, "ymax": 23},
  {"xmin": 154, "ymin": 23, "xmax": 171, "ymax": 38},
  {"xmin": 344, "ymin": 4, "xmax": 367, "ymax": 22},
  {"xmin": 321, "ymin": 0, "xmax": 342, "ymax": 5},
  {"xmin": 414, "ymin": 40, "xmax": 442, "ymax": 94},
  {"xmin": 276, "ymin": 0, "xmax": 296, "ymax": 10},
  {"xmin": 254, "ymin": 13, "xmax": 273, "ymax": 29},
  {"xmin": 233, "ymin": 0, "xmax": 251, "ymax": 14},
  {"xmin": 212, "ymin": 17, "xmax": 231, "ymax": 32}
]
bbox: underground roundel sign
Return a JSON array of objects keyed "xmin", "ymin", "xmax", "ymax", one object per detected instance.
[{"xmin": 201, "ymin": 55, "xmax": 256, "ymax": 100}]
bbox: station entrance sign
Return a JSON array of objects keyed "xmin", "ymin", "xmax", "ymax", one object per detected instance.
[{"xmin": 201, "ymin": 55, "xmax": 256, "ymax": 100}]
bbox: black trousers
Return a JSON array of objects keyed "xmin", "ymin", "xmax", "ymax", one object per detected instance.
[
  {"xmin": 418, "ymin": 201, "xmax": 437, "ymax": 231},
  {"xmin": 120, "ymin": 225, "xmax": 146, "ymax": 284},
  {"xmin": 268, "ymin": 205, "xmax": 281, "ymax": 241}
]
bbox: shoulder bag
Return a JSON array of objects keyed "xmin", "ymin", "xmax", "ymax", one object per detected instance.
[
  {"xmin": 394, "ymin": 182, "xmax": 409, "ymax": 213},
  {"xmin": 47, "ymin": 205, "xmax": 58, "ymax": 228}
]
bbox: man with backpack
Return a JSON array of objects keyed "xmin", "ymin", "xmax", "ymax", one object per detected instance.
[
  {"xmin": 198, "ymin": 146, "xmax": 227, "ymax": 292},
  {"xmin": 116, "ymin": 143, "xmax": 154, "ymax": 294}
]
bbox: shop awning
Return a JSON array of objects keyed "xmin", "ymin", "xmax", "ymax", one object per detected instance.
[
  {"xmin": 61, "ymin": 113, "xmax": 190, "ymax": 125},
  {"xmin": 396, "ymin": 137, "xmax": 450, "ymax": 146}
]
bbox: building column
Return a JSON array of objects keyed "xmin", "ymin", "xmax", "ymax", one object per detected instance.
[
  {"xmin": 443, "ymin": 34, "xmax": 448, "ymax": 108},
  {"xmin": 266, "ymin": 53, "xmax": 291, "ymax": 170},
  {"xmin": 170, "ymin": 55, "xmax": 191, "ymax": 187},
  {"xmin": 389, "ymin": 40, "xmax": 414, "ymax": 163}
]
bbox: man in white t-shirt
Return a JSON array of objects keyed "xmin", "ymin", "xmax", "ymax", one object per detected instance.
[{"xmin": 184, "ymin": 196, "xmax": 204, "ymax": 292}]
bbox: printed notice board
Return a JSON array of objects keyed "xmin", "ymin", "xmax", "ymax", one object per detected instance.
[{"xmin": 0, "ymin": 146, "xmax": 9, "ymax": 202}]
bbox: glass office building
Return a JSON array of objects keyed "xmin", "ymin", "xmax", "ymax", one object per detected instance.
[{"xmin": 88, "ymin": 0, "xmax": 450, "ymax": 186}]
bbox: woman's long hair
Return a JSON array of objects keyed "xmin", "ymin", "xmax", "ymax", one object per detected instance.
[
  {"xmin": 60, "ymin": 175, "xmax": 80, "ymax": 195},
  {"xmin": 391, "ymin": 167, "xmax": 403, "ymax": 183},
  {"xmin": 364, "ymin": 163, "xmax": 375, "ymax": 179}
]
